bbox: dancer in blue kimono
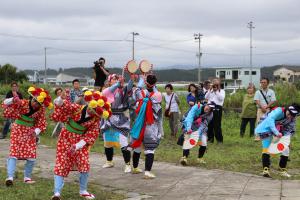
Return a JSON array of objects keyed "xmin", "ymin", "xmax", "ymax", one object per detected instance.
[
  {"xmin": 255, "ymin": 104, "xmax": 300, "ymax": 178},
  {"xmin": 179, "ymin": 102, "xmax": 215, "ymax": 166}
]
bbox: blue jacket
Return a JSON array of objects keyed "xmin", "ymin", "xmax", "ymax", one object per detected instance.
[
  {"xmin": 183, "ymin": 103, "xmax": 213, "ymax": 136},
  {"xmin": 255, "ymin": 107, "xmax": 285, "ymax": 136},
  {"xmin": 183, "ymin": 104, "xmax": 203, "ymax": 131}
]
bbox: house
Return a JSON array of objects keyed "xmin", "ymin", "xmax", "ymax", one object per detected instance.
[
  {"xmin": 56, "ymin": 73, "xmax": 89, "ymax": 85},
  {"xmin": 215, "ymin": 67, "xmax": 261, "ymax": 90},
  {"xmin": 87, "ymin": 78, "xmax": 95, "ymax": 86},
  {"xmin": 27, "ymin": 71, "xmax": 40, "ymax": 83},
  {"xmin": 36, "ymin": 75, "xmax": 57, "ymax": 84},
  {"xmin": 25, "ymin": 69, "xmax": 59, "ymax": 84},
  {"xmin": 273, "ymin": 66, "xmax": 300, "ymax": 82}
]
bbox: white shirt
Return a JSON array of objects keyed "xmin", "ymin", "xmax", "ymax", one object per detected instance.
[
  {"xmin": 205, "ymin": 89, "xmax": 225, "ymax": 106},
  {"xmin": 163, "ymin": 93, "xmax": 179, "ymax": 112},
  {"xmin": 254, "ymin": 88, "xmax": 276, "ymax": 108}
]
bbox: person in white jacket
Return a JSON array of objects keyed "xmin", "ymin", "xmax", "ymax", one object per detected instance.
[{"xmin": 205, "ymin": 79, "xmax": 225, "ymax": 143}]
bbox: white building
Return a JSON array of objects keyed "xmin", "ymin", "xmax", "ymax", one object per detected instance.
[
  {"xmin": 273, "ymin": 66, "xmax": 300, "ymax": 82},
  {"xmin": 56, "ymin": 73, "xmax": 89, "ymax": 85},
  {"xmin": 37, "ymin": 75, "xmax": 57, "ymax": 84},
  {"xmin": 215, "ymin": 67, "xmax": 261, "ymax": 90},
  {"xmin": 87, "ymin": 78, "xmax": 95, "ymax": 86},
  {"xmin": 27, "ymin": 71, "xmax": 40, "ymax": 83}
]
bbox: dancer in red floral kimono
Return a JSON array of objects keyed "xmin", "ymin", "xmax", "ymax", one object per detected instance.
[
  {"xmin": 51, "ymin": 90, "xmax": 111, "ymax": 200},
  {"xmin": 2, "ymin": 86, "xmax": 52, "ymax": 186}
]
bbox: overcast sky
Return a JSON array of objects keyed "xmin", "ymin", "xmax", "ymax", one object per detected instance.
[{"xmin": 0, "ymin": 0, "xmax": 300, "ymax": 70}]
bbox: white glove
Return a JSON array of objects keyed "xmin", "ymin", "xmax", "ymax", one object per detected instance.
[
  {"xmin": 75, "ymin": 140, "xmax": 86, "ymax": 151},
  {"xmin": 54, "ymin": 96, "xmax": 63, "ymax": 106},
  {"xmin": 3, "ymin": 97, "xmax": 14, "ymax": 105},
  {"xmin": 34, "ymin": 128, "xmax": 41, "ymax": 136}
]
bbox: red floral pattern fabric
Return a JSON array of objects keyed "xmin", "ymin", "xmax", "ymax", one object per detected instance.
[
  {"xmin": 2, "ymin": 100, "xmax": 47, "ymax": 159},
  {"xmin": 51, "ymin": 100, "xmax": 100, "ymax": 177}
]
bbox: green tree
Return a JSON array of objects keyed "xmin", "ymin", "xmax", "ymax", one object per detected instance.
[{"xmin": 0, "ymin": 63, "xmax": 28, "ymax": 84}]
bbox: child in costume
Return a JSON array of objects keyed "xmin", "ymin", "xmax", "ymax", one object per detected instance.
[
  {"xmin": 2, "ymin": 86, "xmax": 52, "ymax": 186},
  {"xmin": 255, "ymin": 104, "xmax": 300, "ymax": 178},
  {"xmin": 51, "ymin": 90, "xmax": 111, "ymax": 200},
  {"xmin": 101, "ymin": 74, "xmax": 134, "ymax": 173},
  {"xmin": 130, "ymin": 74, "xmax": 163, "ymax": 179},
  {"xmin": 179, "ymin": 102, "xmax": 215, "ymax": 166}
]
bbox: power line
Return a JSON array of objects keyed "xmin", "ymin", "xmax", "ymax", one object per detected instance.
[
  {"xmin": 0, "ymin": 47, "xmax": 131, "ymax": 56},
  {"xmin": 136, "ymin": 41, "xmax": 300, "ymax": 56},
  {"xmin": 254, "ymin": 49, "xmax": 300, "ymax": 55},
  {"xmin": 48, "ymin": 47, "xmax": 131, "ymax": 54},
  {"xmin": 0, "ymin": 49, "xmax": 43, "ymax": 56},
  {"xmin": 138, "ymin": 35, "xmax": 192, "ymax": 43},
  {"xmin": 135, "ymin": 41, "xmax": 195, "ymax": 53},
  {"xmin": 1, "ymin": 46, "xmax": 300, "ymax": 57},
  {"xmin": 0, "ymin": 32, "xmax": 129, "ymax": 42}
]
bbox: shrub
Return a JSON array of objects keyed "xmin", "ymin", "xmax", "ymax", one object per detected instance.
[{"xmin": 223, "ymin": 83, "xmax": 300, "ymax": 110}]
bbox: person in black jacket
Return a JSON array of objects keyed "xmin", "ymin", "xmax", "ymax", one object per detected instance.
[
  {"xmin": 1, "ymin": 82, "xmax": 23, "ymax": 139},
  {"xmin": 93, "ymin": 57, "xmax": 109, "ymax": 91}
]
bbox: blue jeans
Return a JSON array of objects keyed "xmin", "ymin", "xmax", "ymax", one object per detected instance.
[
  {"xmin": 7, "ymin": 157, "xmax": 35, "ymax": 179},
  {"xmin": 54, "ymin": 172, "xmax": 89, "ymax": 194}
]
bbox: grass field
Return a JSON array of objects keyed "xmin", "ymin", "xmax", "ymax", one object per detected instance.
[{"xmin": 0, "ymin": 169, "xmax": 124, "ymax": 200}]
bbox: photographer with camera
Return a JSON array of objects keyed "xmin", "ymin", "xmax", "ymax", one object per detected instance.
[
  {"xmin": 205, "ymin": 79, "xmax": 225, "ymax": 144},
  {"xmin": 93, "ymin": 57, "xmax": 109, "ymax": 91}
]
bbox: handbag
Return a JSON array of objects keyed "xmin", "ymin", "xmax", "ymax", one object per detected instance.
[
  {"xmin": 164, "ymin": 93, "xmax": 174, "ymax": 117},
  {"xmin": 177, "ymin": 133, "xmax": 185, "ymax": 146}
]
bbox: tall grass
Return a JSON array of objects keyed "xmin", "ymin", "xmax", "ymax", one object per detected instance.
[
  {"xmin": 273, "ymin": 83, "xmax": 300, "ymax": 106},
  {"xmin": 223, "ymin": 83, "xmax": 300, "ymax": 109}
]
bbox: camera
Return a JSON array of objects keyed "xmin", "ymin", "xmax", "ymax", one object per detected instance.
[
  {"xmin": 99, "ymin": 60, "xmax": 104, "ymax": 66},
  {"xmin": 94, "ymin": 60, "xmax": 104, "ymax": 67}
]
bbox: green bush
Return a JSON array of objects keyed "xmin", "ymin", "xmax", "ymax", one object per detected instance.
[
  {"xmin": 224, "ymin": 83, "xmax": 300, "ymax": 109},
  {"xmin": 273, "ymin": 83, "xmax": 300, "ymax": 106},
  {"xmin": 0, "ymin": 82, "xmax": 54, "ymax": 99},
  {"xmin": 223, "ymin": 89, "xmax": 246, "ymax": 109}
]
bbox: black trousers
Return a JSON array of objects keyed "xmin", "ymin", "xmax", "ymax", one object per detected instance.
[
  {"xmin": 240, "ymin": 118, "xmax": 256, "ymax": 137},
  {"xmin": 208, "ymin": 106, "xmax": 223, "ymax": 143}
]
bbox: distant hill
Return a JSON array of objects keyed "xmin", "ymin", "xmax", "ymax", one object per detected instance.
[
  {"xmin": 154, "ymin": 68, "xmax": 215, "ymax": 82},
  {"xmin": 23, "ymin": 64, "xmax": 300, "ymax": 82}
]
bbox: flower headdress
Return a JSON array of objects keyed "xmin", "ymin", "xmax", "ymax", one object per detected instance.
[
  {"xmin": 28, "ymin": 86, "xmax": 53, "ymax": 109},
  {"xmin": 84, "ymin": 90, "xmax": 112, "ymax": 119}
]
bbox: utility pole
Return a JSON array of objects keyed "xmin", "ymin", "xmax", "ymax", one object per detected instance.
[
  {"xmin": 247, "ymin": 21, "xmax": 255, "ymax": 84},
  {"xmin": 132, "ymin": 32, "xmax": 139, "ymax": 60},
  {"xmin": 194, "ymin": 33, "xmax": 203, "ymax": 83},
  {"xmin": 44, "ymin": 47, "xmax": 47, "ymax": 84}
]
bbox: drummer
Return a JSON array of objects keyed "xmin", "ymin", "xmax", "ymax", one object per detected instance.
[
  {"xmin": 255, "ymin": 104, "xmax": 300, "ymax": 178},
  {"xmin": 101, "ymin": 73, "xmax": 135, "ymax": 173}
]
